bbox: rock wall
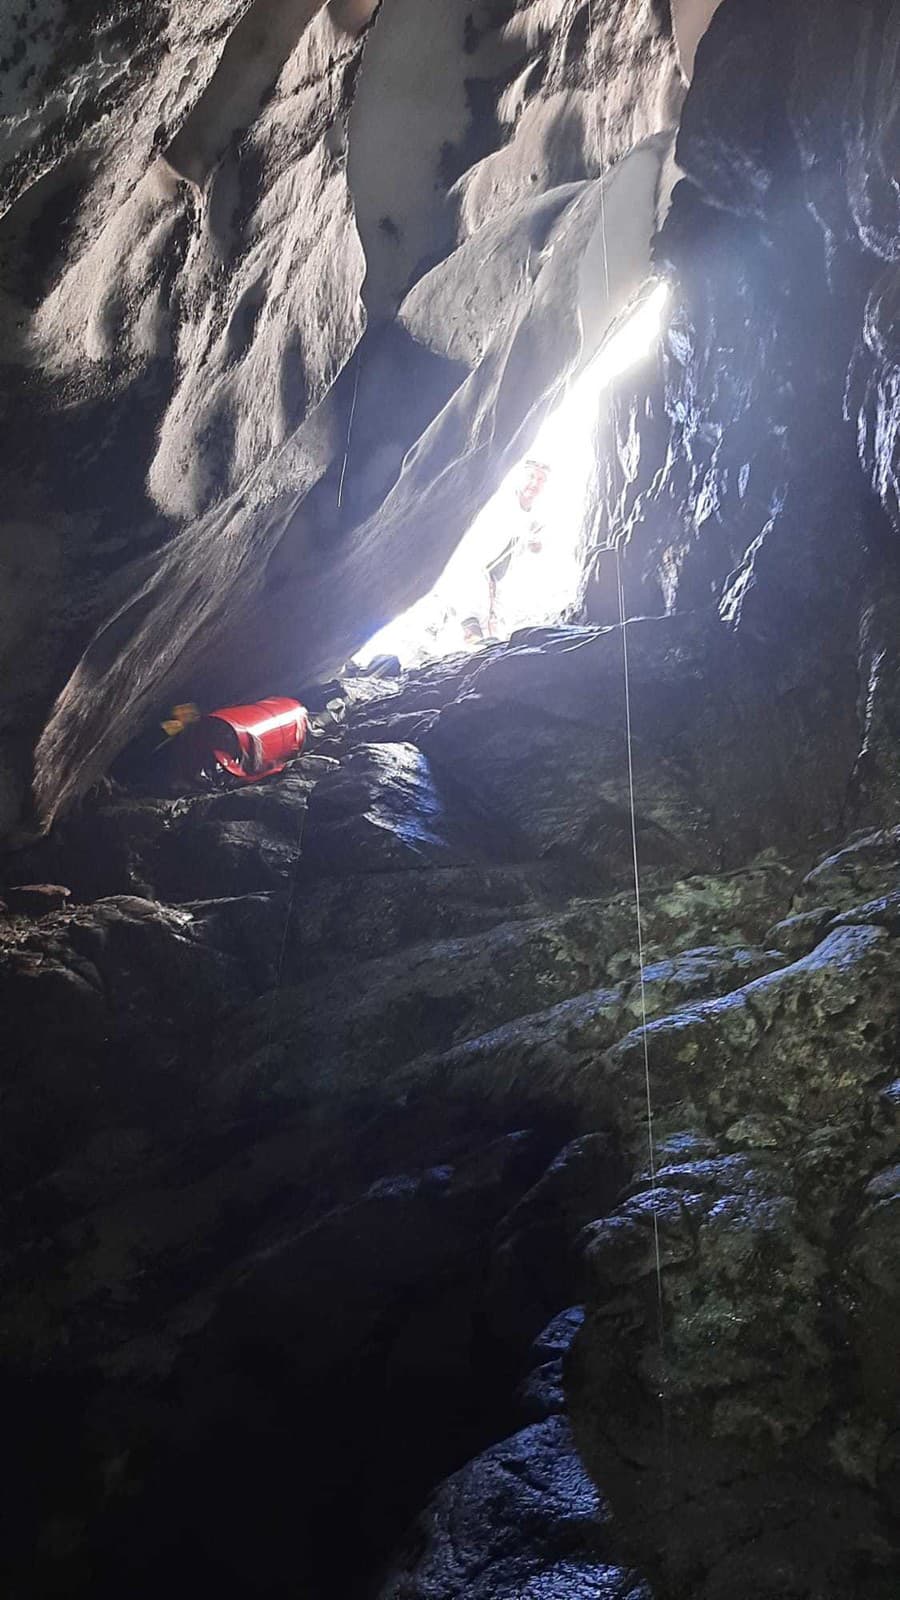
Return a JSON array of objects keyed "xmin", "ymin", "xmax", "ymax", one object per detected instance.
[
  {"xmin": 2, "ymin": 620, "xmax": 899, "ymax": 1597},
  {"xmin": 4, "ymin": 2, "xmax": 900, "ymax": 1597},
  {"xmin": 0, "ymin": 0, "xmax": 682, "ymax": 835}
]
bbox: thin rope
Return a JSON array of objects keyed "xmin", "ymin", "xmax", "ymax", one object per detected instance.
[
  {"xmin": 337, "ymin": 345, "xmax": 362, "ymax": 510},
  {"xmin": 259, "ymin": 788, "xmax": 307, "ymax": 1112},
  {"xmin": 589, "ymin": 7, "xmax": 670, "ymax": 1539},
  {"xmin": 588, "ymin": 0, "xmax": 663, "ymax": 1290},
  {"xmin": 586, "ymin": 0, "xmax": 601, "ymax": 173},
  {"xmin": 615, "ymin": 547, "xmax": 662, "ymax": 1300}
]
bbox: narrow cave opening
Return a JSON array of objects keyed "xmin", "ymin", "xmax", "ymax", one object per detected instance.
[{"xmin": 353, "ymin": 281, "xmax": 671, "ymax": 671}]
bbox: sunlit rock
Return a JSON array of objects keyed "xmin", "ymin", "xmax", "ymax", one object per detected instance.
[
  {"xmin": 671, "ymin": 0, "xmax": 724, "ymax": 82},
  {"xmin": 5, "ymin": 2, "xmax": 900, "ymax": 1596}
]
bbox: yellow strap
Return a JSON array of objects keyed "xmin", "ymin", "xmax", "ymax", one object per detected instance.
[{"xmin": 160, "ymin": 702, "xmax": 201, "ymax": 738}]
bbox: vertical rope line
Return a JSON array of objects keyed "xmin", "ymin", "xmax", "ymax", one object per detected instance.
[
  {"xmin": 259, "ymin": 782, "xmax": 308, "ymax": 1122},
  {"xmin": 337, "ymin": 345, "xmax": 362, "ymax": 510},
  {"xmin": 589, "ymin": 0, "xmax": 661, "ymax": 1284},
  {"xmin": 615, "ymin": 553, "xmax": 671, "ymax": 1558},
  {"xmin": 587, "ymin": 0, "xmax": 601, "ymax": 178},
  {"xmin": 589, "ymin": 3, "xmax": 670, "ymax": 1543},
  {"xmin": 615, "ymin": 547, "xmax": 663, "ymax": 1300}
]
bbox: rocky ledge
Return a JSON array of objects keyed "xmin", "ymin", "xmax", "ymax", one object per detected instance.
[{"xmin": 2, "ymin": 623, "xmax": 899, "ymax": 1599}]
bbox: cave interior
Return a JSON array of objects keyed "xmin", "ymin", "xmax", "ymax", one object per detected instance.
[{"xmin": 2, "ymin": 2, "xmax": 900, "ymax": 1597}]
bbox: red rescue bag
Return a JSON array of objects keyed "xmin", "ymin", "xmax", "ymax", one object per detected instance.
[{"xmin": 181, "ymin": 697, "xmax": 308, "ymax": 784}]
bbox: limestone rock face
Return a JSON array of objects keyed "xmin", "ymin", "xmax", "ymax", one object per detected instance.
[
  {"xmin": 585, "ymin": 2, "xmax": 900, "ymax": 750},
  {"xmin": 3, "ymin": 631, "xmax": 900, "ymax": 1597},
  {"xmin": 6, "ymin": 2, "xmax": 900, "ymax": 1598},
  {"xmin": 1, "ymin": 0, "xmax": 682, "ymax": 834}
]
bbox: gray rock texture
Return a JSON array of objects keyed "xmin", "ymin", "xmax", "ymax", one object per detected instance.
[
  {"xmin": 5, "ymin": 3, "xmax": 900, "ymax": 1599},
  {"xmin": 2, "ymin": 629, "xmax": 900, "ymax": 1597},
  {"xmin": 0, "ymin": 0, "xmax": 682, "ymax": 833}
]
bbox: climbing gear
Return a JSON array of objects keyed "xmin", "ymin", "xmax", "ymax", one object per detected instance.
[
  {"xmin": 160, "ymin": 702, "xmax": 201, "ymax": 739},
  {"xmin": 337, "ymin": 345, "xmax": 362, "ymax": 510},
  {"xmin": 180, "ymin": 698, "xmax": 308, "ymax": 785}
]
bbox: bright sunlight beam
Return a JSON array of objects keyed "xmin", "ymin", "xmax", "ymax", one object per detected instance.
[{"xmin": 355, "ymin": 279, "xmax": 671, "ymax": 669}]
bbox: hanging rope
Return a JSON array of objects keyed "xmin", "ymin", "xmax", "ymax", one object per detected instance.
[
  {"xmin": 587, "ymin": 0, "xmax": 664, "ymax": 1302},
  {"xmin": 337, "ymin": 344, "xmax": 363, "ymax": 510},
  {"xmin": 614, "ymin": 549, "xmax": 663, "ymax": 1288},
  {"xmin": 254, "ymin": 788, "xmax": 307, "ymax": 1135},
  {"xmin": 588, "ymin": 19, "xmax": 674, "ymax": 1560}
]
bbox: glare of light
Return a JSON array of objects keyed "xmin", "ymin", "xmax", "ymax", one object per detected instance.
[{"xmin": 355, "ymin": 279, "xmax": 670, "ymax": 669}]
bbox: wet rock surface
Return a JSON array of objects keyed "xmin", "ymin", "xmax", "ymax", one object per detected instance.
[
  {"xmin": 2, "ymin": 627, "xmax": 900, "ymax": 1599},
  {"xmin": 7, "ymin": 2, "xmax": 900, "ymax": 1597},
  {"xmin": 377, "ymin": 1413, "xmax": 642, "ymax": 1600},
  {"xmin": 0, "ymin": 0, "xmax": 683, "ymax": 834}
]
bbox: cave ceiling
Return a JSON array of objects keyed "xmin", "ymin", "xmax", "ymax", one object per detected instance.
[
  {"xmin": 7, "ymin": 9, "xmax": 900, "ymax": 1586},
  {"xmin": 4, "ymin": 0, "xmax": 896, "ymax": 840},
  {"xmin": 0, "ymin": 0, "xmax": 691, "ymax": 835}
]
